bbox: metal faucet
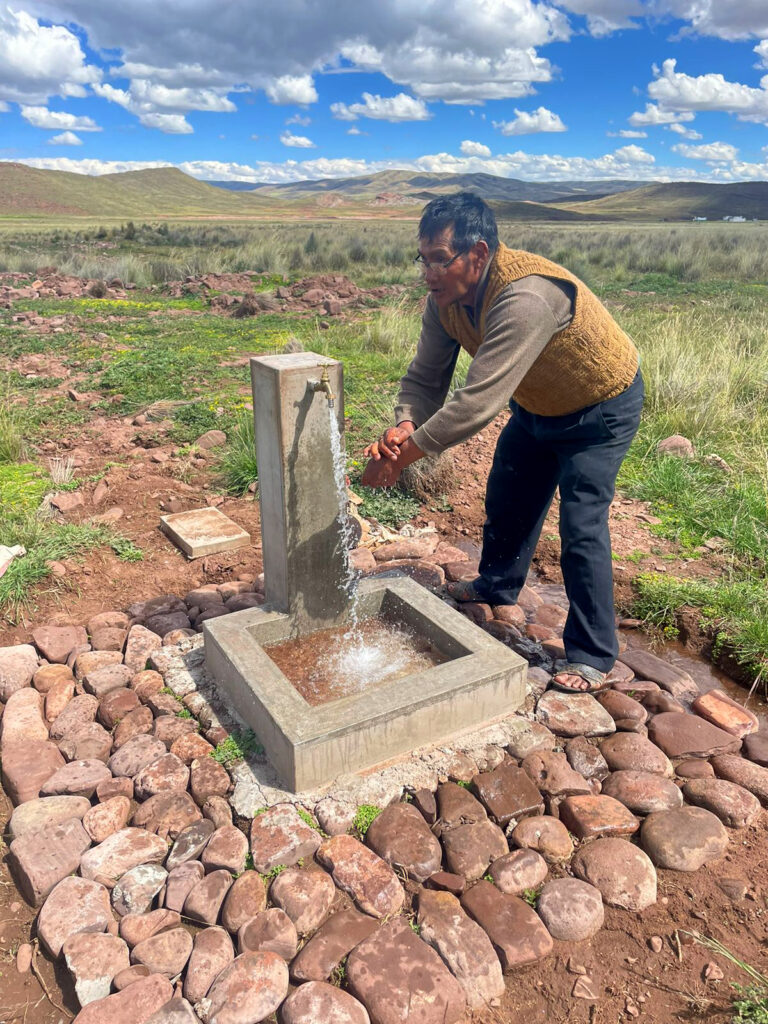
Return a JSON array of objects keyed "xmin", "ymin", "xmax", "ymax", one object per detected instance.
[{"xmin": 309, "ymin": 365, "xmax": 335, "ymax": 408}]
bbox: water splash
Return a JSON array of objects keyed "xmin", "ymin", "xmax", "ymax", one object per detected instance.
[{"xmin": 327, "ymin": 402, "xmax": 360, "ymax": 625}]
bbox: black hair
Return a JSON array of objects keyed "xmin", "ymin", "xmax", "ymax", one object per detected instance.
[{"xmin": 418, "ymin": 191, "xmax": 498, "ymax": 254}]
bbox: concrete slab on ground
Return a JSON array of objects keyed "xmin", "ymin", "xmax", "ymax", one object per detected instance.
[{"xmin": 160, "ymin": 507, "xmax": 251, "ymax": 559}]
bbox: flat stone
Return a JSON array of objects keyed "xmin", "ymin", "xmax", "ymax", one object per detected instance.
[
  {"xmin": 134, "ymin": 753, "xmax": 190, "ymax": 801},
  {"xmin": 436, "ymin": 780, "xmax": 487, "ymax": 828},
  {"xmin": 73, "ymin": 650, "xmax": 123, "ymax": 681},
  {"xmin": 743, "ymin": 734, "xmax": 768, "ymax": 768},
  {"xmin": 113, "ymin": 706, "xmax": 155, "ymax": 748},
  {"xmin": 641, "ymin": 807, "xmax": 729, "ymax": 871},
  {"xmin": 424, "ymin": 870, "xmax": 465, "ymax": 896},
  {"xmin": 536, "ymin": 691, "xmax": 616, "ymax": 738},
  {"xmin": 84, "ymin": 796, "xmax": 132, "ymax": 843},
  {"xmin": 537, "ymin": 878, "xmax": 604, "ymax": 941},
  {"xmin": 38, "ymin": 876, "xmax": 112, "ymax": 958},
  {"xmin": 45, "ymin": 676, "xmax": 76, "ymax": 721},
  {"xmin": 559, "ymin": 795, "xmax": 640, "ymax": 840},
  {"xmin": 144, "ymin": 999, "xmax": 200, "ymax": 1024},
  {"xmin": 281, "ymin": 981, "xmax": 370, "ymax": 1024},
  {"xmin": 49, "ymin": 693, "xmax": 98, "ymax": 740},
  {"xmin": 617, "ymin": 650, "xmax": 699, "ymax": 702},
  {"xmin": 511, "ymin": 816, "xmax": 573, "ymax": 863},
  {"xmin": 564, "ymin": 736, "xmax": 610, "ymax": 781},
  {"xmin": 58, "ymin": 721, "xmax": 113, "ymax": 763},
  {"xmin": 290, "ymin": 908, "xmax": 378, "ymax": 983},
  {"xmin": 417, "ymin": 888, "xmax": 504, "ymax": 1010},
  {"xmin": 692, "ymin": 690, "xmax": 759, "ymax": 738},
  {"xmin": 365, "ymin": 802, "xmax": 442, "ymax": 882},
  {"xmin": 640, "ymin": 690, "xmax": 686, "ymax": 715},
  {"xmin": 183, "ymin": 868, "xmax": 233, "ymax": 925},
  {"xmin": 373, "ymin": 537, "xmax": 438, "ymax": 561},
  {"xmin": 612, "ymin": 679, "xmax": 659, "ymax": 699},
  {"xmin": 160, "ymin": 507, "xmax": 250, "ymax": 559},
  {"xmin": 365, "ymin": 558, "xmax": 445, "ymax": 588},
  {"xmin": 220, "ymin": 871, "xmax": 267, "ymax": 934},
  {"xmin": 69, "ymin": 972, "xmax": 172, "ymax": 1024},
  {"xmin": 119, "ymin": 910, "xmax": 181, "ymax": 948},
  {"xmin": 32, "ymin": 625, "xmax": 88, "ymax": 665},
  {"xmin": 109, "ymin": 734, "xmax": 168, "ymax": 777},
  {"xmin": 648, "ymin": 712, "xmax": 742, "ymax": 759},
  {"xmin": 112, "ymin": 863, "xmax": 168, "ymax": 917},
  {"xmin": 97, "ymin": 776, "xmax": 134, "ymax": 801},
  {"xmin": 317, "ymin": 835, "xmax": 404, "ymax": 919},
  {"xmin": 461, "ymin": 880, "xmax": 553, "ymax": 970},
  {"xmin": 270, "ymin": 866, "xmax": 336, "ymax": 935},
  {"xmin": 165, "ymin": 862, "xmax": 206, "ymax": 914},
  {"xmin": 314, "ymin": 796, "xmax": 357, "ymax": 835},
  {"xmin": 199, "ymin": 951, "xmax": 288, "ymax": 1024},
  {"xmin": 132, "ymin": 792, "xmax": 202, "ymax": 840},
  {"xmin": 189, "ymin": 757, "xmax": 231, "ymax": 806},
  {"xmin": 9, "ymin": 794, "xmax": 90, "ymax": 840},
  {"xmin": 711, "ymin": 754, "xmax": 768, "ymax": 804},
  {"xmin": 601, "ymin": 771, "xmax": 684, "ymax": 815},
  {"xmin": 488, "ymin": 849, "xmax": 549, "ymax": 895},
  {"xmin": 1, "ymin": 687, "xmax": 48, "ymax": 743},
  {"xmin": 131, "ymin": 927, "xmax": 193, "ymax": 977},
  {"xmin": 80, "ymin": 828, "xmax": 168, "ymax": 883},
  {"xmin": 153, "ymin": 716, "xmax": 197, "ymax": 749},
  {"xmin": 600, "ymin": 732, "xmax": 674, "ymax": 776},
  {"xmin": 124, "ymin": 625, "xmax": 163, "ymax": 673},
  {"xmin": 167, "ymin": 820, "xmax": 215, "ymax": 870},
  {"xmin": 676, "ymin": 759, "xmax": 715, "ymax": 779},
  {"xmin": 505, "ymin": 720, "xmax": 558, "ymax": 760},
  {"xmin": 199, "ymin": 825, "xmax": 248, "ymax": 875},
  {"xmin": 0, "ymin": 643, "xmax": 39, "ymax": 700},
  {"xmin": 1, "ymin": 740, "xmax": 66, "ymax": 804},
  {"xmin": 441, "ymin": 820, "xmax": 509, "ymax": 880},
  {"xmin": 472, "ymin": 764, "xmax": 545, "ymax": 825},
  {"xmin": 171, "ymin": 732, "xmax": 214, "ymax": 765},
  {"xmin": 572, "ymin": 838, "xmax": 657, "ymax": 910},
  {"xmin": 595, "ymin": 689, "xmax": 648, "ymax": 731},
  {"xmin": 522, "ymin": 750, "xmax": 591, "ymax": 797},
  {"xmin": 182, "ymin": 926, "xmax": 234, "ymax": 1003},
  {"xmin": 347, "ymin": 917, "xmax": 466, "ymax": 1024},
  {"xmin": 63, "ymin": 932, "xmax": 130, "ymax": 1006},
  {"xmin": 683, "ymin": 779, "xmax": 761, "ymax": 828},
  {"xmin": 238, "ymin": 907, "xmax": 297, "ymax": 959},
  {"xmin": 9, "ymin": 817, "xmax": 91, "ymax": 906},
  {"xmin": 90, "ymin": 627, "xmax": 128, "ymax": 653},
  {"xmin": 83, "ymin": 664, "xmax": 134, "ymax": 699},
  {"xmin": 98, "ymin": 688, "xmax": 140, "ymax": 730},
  {"xmin": 40, "ymin": 758, "xmax": 112, "ymax": 799},
  {"xmin": 250, "ymin": 804, "xmax": 322, "ymax": 873},
  {"xmin": 34, "ymin": 663, "xmax": 75, "ymax": 694}
]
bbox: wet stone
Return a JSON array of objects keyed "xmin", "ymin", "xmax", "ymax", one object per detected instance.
[
  {"xmin": 536, "ymin": 691, "xmax": 616, "ymax": 738},
  {"xmin": 220, "ymin": 870, "xmax": 267, "ymax": 934},
  {"xmin": 436, "ymin": 781, "xmax": 487, "ymax": 829},
  {"xmin": 601, "ymin": 771, "xmax": 684, "ymax": 815},
  {"xmin": 461, "ymin": 880, "xmax": 553, "ymax": 971},
  {"xmin": 472, "ymin": 764, "xmax": 545, "ymax": 825},
  {"xmin": 200, "ymin": 951, "xmax": 288, "ymax": 1024},
  {"xmin": 505, "ymin": 720, "xmax": 557, "ymax": 760},
  {"xmin": 80, "ymin": 828, "xmax": 169, "ymax": 884},
  {"xmin": 119, "ymin": 909, "xmax": 181, "ymax": 948},
  {"xmin": 200, "ymin": 825, "xmax": 248, "ymax": 875},
  {"xmin": 347, "ymin": 917, "xmax": 466, "ymax": 1024},
  {"xmin": 270, "ymin": 866, "xmax": 336, "ymax": 935},
  {"xmin": 9, "ymin": 817, "xmax": 91, "ymax": 906},
  {"xmin": 595, "ymin": 689, "xmax": 648, "ymax": 731},
  {"xmin": 711, "ymin": 754, "xmax": 768, "ymax": 804},
  {"xmin": 417, "ymin": 888, "xmax": 504, "ymax": 1011},
  {"xmin": 9, "ymin": 794, "xmax": 90, "ymax": 841},
  {"xmin": 488, "ymin": 849, "xmax": 549, "ymax": 896},
  {"xmin": 648, "ymin": 712, "xmax": 742, "ymax": 760},
  {"xmin": 109, "ymin": 734, "xmax": 168, "ymax": 778},
  {"xmin": 683, "ymin": 779, "xmax": 761, "ymax": 828},
  {"xmin": 365, "ymin": 802, "xmax": 442, "ymax": 882},
  {"xmin": 600, "ymin": 732, "xmax": 674, "ymax": 776},
  {"xmin": 559, "ymin": 795, "xmax": 640, "ymax": 840},
  {"xmin": 522, "ymin": 750, "xmax": 591, "ymax": 797},
  {"xmin": 611, "ymin": 679, "xmax": 659, "ymax": 699},
  {"xmin": 165, "ymin": 862, "xmax": 206, "ymax": 914},
  {"xmin": 113, "ymin": 706, "xmax": 155, "ymax": 748},
  {"xmin": 617, "ymin": 650, "xmax": 699, "ymax": 703},
  {"xmin": 641, "ymin": 690, "xmax": 686, "ymax": 715},
  {"xmin": 40, "ymin": 758, "xmax": 112, "ymax": 799},
  {"xmin": 572, "ymin": 838, "xmax": 657, "ymax": 911},
  {"xmin": 238, "ymin": 907, "xmax": 298, "ymax": 959},
  {"xmin": 641, "ymin": 806, "xmax": 729, "ymax": 871},
  {"xmin": 511, "ymin": 816, "xmax": 573, "ymax": 863},
  {"xmin": 441, "ymin": 820, "xmax": 509, "ymax": 881},
  {"xmin": 134, "ymin": 753, "xmax": 190, "ymax": 802},
  {"xmin": 537, "ymin": 878, "xmax": 604, "ymax": 941},
  {"xmin": 281, "ymin": 981, "xmax": 370, "ymax": 1024},
  {"xmin": 132, "ymin": 792, "xmax": 202, "ymax": 841},
  {"xmin": 37, "ymin": 876, "xmax": 112, "ymax": 958},
  {"xmin": 182, "ymin": 926, "xmax": 234, "ymax": 1004},
  {"xmin": 189, "ymin": 757, "xmax": 231, "ymax": 806},
  {"xmin": 69, "ymin": 971, "xmax": 172, "ymax": 1024},
  {"xmin": 166, "ymin": 820, "xmax": 215, "ymax": 870},
  {"xmin": 316, "ymin": 835, "xmax": 404, "ymax": 919},
  {"xmin": 112, "ymin": 863, "xmax": 168, "ymax": 917},
  {"xmin": 131, "ymin": 927, "xmax": 193, "ymax": 978},
  {"xmin": 84, "ymin": 796, "xmax": 132, "ymax": 843},
  {"xmin": 63, "ymin": 932, "xmax": 130, "ymax": 1006},
  {"xmin": 1, "ymin": 740, "xmax": 66, "ymax": 805},
  {"xmin": 742, "ymin": 734, "xmax": 768, "ymax": 768},
  {"xmin": 58, "ymin": 721, "xmax": 114, "ymax": 763},
  {"xmin": 565, "ymin": 736, "xmax": 610, "ymax": 781},
  {"xmin": 692, "ymin": 690, "xmax": 759, "ymax": 738},
  {"xmin": 676, "ymin": 759, "xmax": 715, "ymax": 779},
  {"xmin": 183, "ymin": 868, "xmax": 233, "ymax": 926},
  {"xmin": 291, "ymin": 908, "xmax": 378, "ymax": 984}
]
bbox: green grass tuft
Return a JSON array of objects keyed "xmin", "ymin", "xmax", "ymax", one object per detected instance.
[
  {"xmin": 211, "ymin": 729, "xmax": 265, "ymax": 768},
  {"xmin": 352, "ymin": 804, "xmax": 382, "ymax": 839}
]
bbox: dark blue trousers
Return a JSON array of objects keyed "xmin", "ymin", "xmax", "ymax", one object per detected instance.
[{"xmin": 475, "ymin": 370, "xmax": 644, "ymax": 672}]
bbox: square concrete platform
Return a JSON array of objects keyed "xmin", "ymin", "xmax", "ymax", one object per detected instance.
[
  {"xmin": 160, "ymin": 507, "xmax": 251, "ymax": 559},
  {"xmin": 204, "ymin": 575, "xmax": 526, "ymax": 791}
]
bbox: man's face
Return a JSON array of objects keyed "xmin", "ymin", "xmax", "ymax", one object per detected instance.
[{"xmin": 417, "ymin": 226, "xmax": 488, "ymax": 308}]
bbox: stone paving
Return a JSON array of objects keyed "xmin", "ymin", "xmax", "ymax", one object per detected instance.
[{"xmin": 1, "ymin": 539, "xmax": 767, "ymax": 1023}]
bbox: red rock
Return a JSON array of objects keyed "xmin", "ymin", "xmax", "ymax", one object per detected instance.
[
  {"xmin": 711, "ymin": 754, "xmax": 768, "ymax": 803},
  {"xmin": 281, "ymin": 981, "xmax": 370, "ymax": 1024},
  {"xmin": 132, "ymin": 792, "xmax": 202, "ymax": 840},
  {"xmin": 124, "ymin": 625, "xmax": 163, "ymax": 673},
  {"xmin": 316, "ymin": 835, "xmax": 404, "ymax": 919},
  {"xmin": 119, "ymin": 910, "xmax": 181, "ymax": 948},
  {"xmin": 98, "ymin": 687, "xmax": 140, "ymax": 729},
  {"xmin": 461, "ymin": 880, "xmax": 553, "ymax": 971},
  {"xmin": 600, "ymin": 771, "xmax": 684, "ymax": 815},
  {"xmin": 373, "ymin": 537, "xmax": 438, "ymax": 561},
  {"xmin": 109, "ymin": 734, "xmax": 168, "ymax": 777},
  {"xmin": 79, "ymin": 828, "xmax": 168, "ymax": 883},
  {"xmin": 617, "ymin": 650, "xmax": 699, "ymax": 702},
  {"xmin": 220, "ymin": 871, "xmax": 267, "ymax": 934},
  {"xmin": 564, "ymin": 736, "xmax": 610, "ymax": 781},
  {"xmin": 572, "ymin": 837, "xmax": 657, "ymax": 910},
  {"xmin": 57, "ymin": 721, "xmax": 113, "ymax": 762},
  {"xmin": 83, "ymin": 664, "xmax": 135, "ymax": 699},
  {"xmin": 676, "ymin": 759, "xmax": 715, "ymax": 779},
  {"xmin": 97, "ymin": 776, "xmax": 134, "ymax": 801},
  {"xmin": 506, "ymin": 720, "xmax": 557, "ymax": 759},
  {"xmin": 87, "ymin": 611, "xmax": 131, "ymax": 635},
  {"xmin": 2, "ymin": 740, "xmax": 66, "ymax": 804},
  {"xmin": 153, "ymin": 716, "xmax": 197, "ymax": 749},
  {"xmin": 9, "ymin": 817, "xmax": 91, "ymax": 906},
  {"xmin": 250, "ymin": 804, "xmax": 321, "ymax": 873},
  {"xmin": 84, "ymin": 796, "xmax": 132, "ymax": 842},
  {"xmin": 37, "ymin": 876, "xmax": 112, "ymax": 957},
  {"xmin": 0, "ymin": 643, "xmax": 39, "ymax": 700},
  {"xmin": 112, "ymin": 863, "xmax": 168, "ymax": 917},
  {"xmin": 559, "ymin": 795, "xmax": 640, "ymax": 839},
  {"xmin": 365, "ymin": 802, "xmax": 443, "ymax": 882},
  {"xmin": 269, "ymin": 866, "xmax": 335, "ymax": 935},
  {"xmin": 171, "ymin": 732, "xmax": 214, "ymax": 764},
  {"xmin": 365, "ymin": 558, "xmax": 445, "ymax": 588},
  {"xmin": 131, "ymin": 670, "xmax": 165, "ymax": 702},
  {"xmin": 189, "ymin": 757, "xmax": 230, "ymax": 806},
  {"xmin": 1, "ymin": 687, "xmax": 48, "ymax": 743},
  {"xmin": 683, "ymin": 778, "xmax": 761, "ymax": 827},
  {"xmin": 183, "ymin": 869, "xmax": 233, "ymax": 925},
  {"xmin": 537, "ymin": 878, "xmax": 604, "ymax": 941},
  {"xmin": 133, "ymin": 753, "xmax": 190, "ymax": 801},
  {"xmin": 238, "ymin": 907, "xmax": 297, "ymax": 960},
  {"xmin": 641, "ymin": 806, "xmax": 729, "ymax": 870},
  {"xmin": 488, "ymin": 849, "xmax": 548, "ymax": 895},
  {"xmin": 472, "ymin": 764, "xmax": 545, "ymax": 825},
  {"xmin": 290, "ymin": 908, "xmax": 378, "ymax": 983},
  {"xmin": 595, "ymin": 689, "xmax": 648, "ymax": 731},
  {"xmin": 648, "ymin": 712, "xmax": 742, "ymax": 759},
  {"xmin": 9, "ymin": 794, "xmax": 90, "ymax": 840},
  {"xmin": 441, "ymin": 820, "xmax": 508, "ymax": 880},
  {"xmin": 511, "ymin": 816, "xmax": 573, "ymax": 863},
  {"xmin": 90, "ymin": 627, "xmax": 128, "ymax": 652},
  {"xmin": 49, "ymin": 693, "xmax": 98, "ymax": 740},
  {"xmin": 521, "ymin": 749, "xmax": 591, "ymax": 797},
  {"xmin": 113, "ymin": 706, "xmax": 154, "ymax": 748},
  {"xmin": 743, "ymin": 734, "xmax": 768, "ymax": 768},
  {"xmin": 63, "ymin": 932, "xmax": 130, "ymax": 1006},
  {"xmin": 165, "ymin": 862, "xmax": 205, "ymax": 914},
  {"xmin": 201, "ymin": 825, "xmax": 248, "ymax": 875},
  {"xmin": 45, "ymin": 676, "xmax": 76, "ymax": 721},
  {"xmin": 113, "ymin": 964, "xmax": 151, "ymax": 990},
  {"xmin": 536, "ymin": 691, "xmax": 616, "ymax": 737},
  {"xmin": 166, "ymin": 820, "xmax": 215, "ymax": 870},
  {"xmin": 40, "ymin": 758, "xmax": 112, "ymax": 799},
  {"xmin": 182, "ymin": 926, "xmax": 234, "ymax": 1003},
  {"xmin": 71, "ymin": 972, "xmax": 172, "ymax": 1024},
  {"xmin": 131, "ymin": 927, "xmax": 193, "ymax": 977},
  {"xmin": 73, "ymin": 650, "xmax": 123, "ymax": 682},
  {"xmin": 33, "ymin": 663, "xmax": 75, "ymax": 694},
  {"xmin": 32, "ymin": 625, "xmax": 88, "ymax": 665},
  {"xmin": 202, "ymin": 951, "xmax": 288, "ymax": 1024},
  {"xmin": 600, "ymin": 732, "xmax": 674, "ymax": 776},
  {"xmin": 692, "ymin": 690, "xmax": 759, "ymax": 739},
  {"xmin": 436, "ymin": 780, "xmax": 487, "ymax": 827}
]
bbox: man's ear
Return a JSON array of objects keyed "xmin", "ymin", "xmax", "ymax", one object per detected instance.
[{"xmin": 471, "ymin": 239, "xmax": 490, "ymax": 270}]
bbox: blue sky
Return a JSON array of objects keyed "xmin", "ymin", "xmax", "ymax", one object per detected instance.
[{"xmin": 2, "ymin": 1, "xmax": 768, "ymax": 183}]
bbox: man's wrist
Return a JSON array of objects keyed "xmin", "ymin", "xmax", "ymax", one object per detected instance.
[{"xmin": 398, "ymin": 436, "xmax": 424, "ymax": 467}]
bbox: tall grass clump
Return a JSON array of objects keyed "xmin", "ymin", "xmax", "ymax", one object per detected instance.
[{"xmin": 217, "ymin": 408, "xmax": 258, "ymax": 495}]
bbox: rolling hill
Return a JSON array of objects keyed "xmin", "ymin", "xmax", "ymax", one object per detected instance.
[{"xmin": 555, "ymin": 181, "xmax": 768, "ymax": 221}]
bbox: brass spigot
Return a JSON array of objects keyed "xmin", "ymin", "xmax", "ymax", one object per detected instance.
[{"xmin": 309, "ymin": 365, "xmax": 335, "ymax": 408}]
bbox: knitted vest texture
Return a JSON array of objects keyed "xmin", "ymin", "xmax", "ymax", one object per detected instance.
[{"xmin": 438, "ymin": 243, "xmax": 638, "ymax": 415}]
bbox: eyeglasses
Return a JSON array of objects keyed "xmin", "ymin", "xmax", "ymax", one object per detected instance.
[{"xmin": 414, "ymin": 251, "xmax": 464, "ymax": 274}]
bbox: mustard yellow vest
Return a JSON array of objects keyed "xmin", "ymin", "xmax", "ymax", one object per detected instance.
[{"xmin": 438, "ymin": 243, "xmax": 638, "ymax": 415}]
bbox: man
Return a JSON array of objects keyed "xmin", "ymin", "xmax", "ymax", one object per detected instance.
[{"xmin": 362, "ymin": 192, "xmax": 643, "ymax": 693}]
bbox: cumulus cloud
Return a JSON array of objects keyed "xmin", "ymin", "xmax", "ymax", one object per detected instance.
[
  {"xmin": 671, "ymin": 140, "xmax": 739, "ymax": 162},
  {"xmin": 650, "ymin": 1, "xmax": 768, "ymax": 42},
  {"xmin": 346, "ymin": 126, "xmax": 366, "ymax": 135},
  {"xmin": 286, "ymin": 113, "xmax": 311, "ymax": 126},
  {"xmin": 20, "ymin": 105, "xmax": 101, "ymax": 131},
  {"xmin": 628, "ymin": 103, "xmax": 694, "ymax": 126},
  {"xmin": 613, "ymin": 144, "xmax": 654, "ymax": 163},
  {"xmin": 331, "ymin": 92, "xmax": 430, "ymax": 121},
  {"xmin": 93, "ymin": 83, "xmax": 197, "ymax": 132},
  {"xmin": 265, "ymin": 74, "xmax": 318, "ymax": 105},
  {"xmin": 493, "ymin": 106, "xmax": 566, "ymax": 135},
  {"xmin": 280, "ymin": 130, "xmax": 315, "ymax": 147},
  {"xmin": 48, "ymin": 130, "xmax": 81, "ymax": 144},
  {"xmin": 607, "ymin": 128, "xmax": 648, "ymax": 137},
  {"xmin": 648, "ymin": 59, "xmax": 768, "ymax": 125},
  {"xmin": 666, "ymin": 122, "xmax": 702, "ymax": 139},
  {"xmin": 556, "ymin": 0, "xmax": 644, "ymax": 36},
  {"xmin": 756, "ymin": 40, "xmax": 768, "ymax": 68},
  {"xmin": 460, "ymin": 139, "xmax": 492, "ymax": 157}
]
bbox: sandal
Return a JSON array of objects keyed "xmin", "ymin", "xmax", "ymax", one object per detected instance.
[
  {"xmin": 552, "ymin": 663, "xmax": 611, "ymax": 694},
  {"xmin": 445, "ymin": 579, "xmax": 486, "ymax": 602}
]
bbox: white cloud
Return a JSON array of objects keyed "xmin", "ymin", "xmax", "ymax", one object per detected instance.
[
  {"xmin": 556, "ymin": 0, "xmax": 644, "ymax": 36},
  {"xmin": 666, "ymin": 122, "xmax": 702, "ymax": 139},
  {"xmin": 286, "ymin": 113, "xmax": 311, "ymax": 126},
  {"xmin": 650, "ymin": 1, "xmax": 768, "ymax": 42},
  {"xmin": 20, "ymin": 105, "xmax": 101, "ymax": 131},
  {"xmin": 628, "ymin": 103, "xmax": 694, "ymax": 126},
  {"xmin": 756, "ymin": 40, "xmax": 768, "ymax": 69},
  {"xmin": 138, "ymin": 112, "xmax": 193, "ymax": 133},
  {"xmin": 493, "ymin": 106, "xmax": 566, "ymax": 135},
  {"xmin": 346, "ymin": 126, "xmax": 366, "ymax": 135},
  {"xmin": 265, "ymin": 74, "xmax": 318, "ymax": 105},
  {"xmin": 9, "ymin": 157, "xmax": 171, "ymax": 174},
  {"xmin": 460, "ymin": 139, "xmax": 492, "ymax": 157},
  {"xmin": 331, "ymin": 92, "xmax": 430, "ymax": 122},
  {"xmin": 671, "ymin": 141, "xmax": 739, "ymax": 163},
  {"xmin": 0, "ymin": 7, "xmax": 100, "ymax": 105},
  {"xmin": 648, "ymin": 59, "xmax": 768, "ymax": 125},
  {"xmin": 48, "ymin": 130, "xmax": 81, "ymax": 145},
  {"xmin": 0, "ymin": 100, "xmax": 7, "ymax": 111},
  {"xmin": 613, "ymin": 144, "xmax": 655, "ymax": 163},
  {"xmin": 607, "ymin": 128, "xmax": 648, "ymax": 138},
  {"xmin": 280, "ymin": 130, "xmax": 315, "ymax": 148},
  {"xmin": 93, "ymin": 83, "xmax": 197, "ymax": 132}
]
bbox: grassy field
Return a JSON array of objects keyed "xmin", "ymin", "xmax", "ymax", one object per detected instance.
[{"xmin": 2, "ymin": 218, "xmax": 768, "ymax": 679}]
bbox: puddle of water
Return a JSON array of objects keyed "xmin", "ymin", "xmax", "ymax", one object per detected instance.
[{"xmin": 265, "ymin": 616, "xmax": 450, "ymax": 706}]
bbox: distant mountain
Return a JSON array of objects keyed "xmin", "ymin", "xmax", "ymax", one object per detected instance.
[{"xmin": 555, "ymin": 181, "xmax": 768, "ymax": 221}]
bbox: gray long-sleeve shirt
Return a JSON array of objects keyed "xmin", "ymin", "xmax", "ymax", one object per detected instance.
[{"xmin": 394, "ymin": 272, "xmax": 574, "ymax": 456}]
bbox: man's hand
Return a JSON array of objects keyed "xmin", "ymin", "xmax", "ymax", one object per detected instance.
[
  {"xmin": 363, "ymin": 421, "xmax": 416, "ymax": 461},
  {"xmin": 361, "ymin": 457, "xmax": 403, "ymax": 488}
]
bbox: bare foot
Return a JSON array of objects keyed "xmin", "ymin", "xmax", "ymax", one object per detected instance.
[{"xmin": 553, "ymin": 671, "xmax": 592, "ymax": 691}]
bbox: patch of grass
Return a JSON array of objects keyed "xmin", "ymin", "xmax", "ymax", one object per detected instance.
[
  {"xmin": 296, "ymin": 808, "xmax": 324, "ymax": 833},
  {"xmin": 522, "ymin": 887, "xmax": 540, "ymax": 908},
  {"xmin": 176, "ymin": 708, "xmax": 193, "ymax": 720},
  {"xmin": 110, "ymin": 537, "xmax": 144, "ymax": 562},
  {"xmin": 210, "ymin": 729, "xmax": 265, "ymax": 767},
  {"xmin": 217, "ymin": 407, "xmax": 258, "ymax": 495},
  {"xmin": 354, "ymin": 485, "xmax": 420, "ymax": 528},
  {"xmin": 169, "ymin": 401, "xmax": 227, "ymax": 444},
  {"xmin": 329, "ymin": 955, "xmax": 348, "ymax": 988},
  {"xmin": 352, "ymin": 804, "xmax": 382, "ymax": 839},
  {"xmin": 261, "ymin": 863, "xmax": 287, "ymax": 883},
  {"xmin": 455, "ymin": 780, "xmax": 472, "ymax": 790},
  {"xmin": 688, "ymin": 932, "xmax": 768, "ymax": 1023},
  {"xmin": 0, "ymin": 395, "xmax": 26, "ymax": 463}
]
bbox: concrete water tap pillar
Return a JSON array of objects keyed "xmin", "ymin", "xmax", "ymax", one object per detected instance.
[{"xmin": 250, "ymin": 352, "xmax": 347, "ymax": 635}]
